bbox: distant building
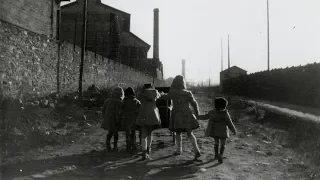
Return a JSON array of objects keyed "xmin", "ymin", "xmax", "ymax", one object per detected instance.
[
  {"xmin": 220, "ymin": 66, "xmax": 247, "ymax": 92},
  {"xmin": 60, "ymin": 0, "xmax": 163, "ymax": 79},
  {"xmin": 182, "ymin": 59, "xmax": 186, "ymax": 78}
]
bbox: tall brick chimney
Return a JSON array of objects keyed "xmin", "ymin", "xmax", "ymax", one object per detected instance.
[{"xmin": 153, "ymin": 8, "xmax": 159, "ymax": 60}]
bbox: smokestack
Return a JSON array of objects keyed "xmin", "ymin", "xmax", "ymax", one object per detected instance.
[
  {"xmin": 153, "ymin": 8, "xmax": 159, "ymax": 59},
  {"xmin": 182, "ymin": 59, "xmax": 186, "ymax": 78}
]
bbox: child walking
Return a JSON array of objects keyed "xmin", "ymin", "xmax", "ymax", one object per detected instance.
[
  {"xmin": 160, "ymin": 75, "xmax": 202, "ymax": 160},
  {"xmin": 198, "ymin": 97, "xmax": 236, "ymax": 163},
  {"xmin": 120, "ymin": 87, "xmax": 141, "ymax": 151},
  {"xmin": 136, "ymin": 84, "xmax": 161, "ymax": 160},
  {"xmin": 101, "ymin": 86, "xmax": 124, "ymax": 151}
]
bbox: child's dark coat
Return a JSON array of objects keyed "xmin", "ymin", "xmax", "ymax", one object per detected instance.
[{"xmin": 119, "ymin": 95, "xmax": 141, "ymax": 131}]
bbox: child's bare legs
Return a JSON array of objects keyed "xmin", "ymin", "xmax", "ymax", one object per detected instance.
[
  {"xmin": 147, "ymin": 133, "xmax": 153, "ymax": 153},
  {"xmin": 174, "ymin": 131, "xmax": 182, "ymax": 154},
  {"xmin": 113, "ymin": 131, "xmax": 119, "ymax": 151},
  {"xmin": 131, "ymin": 130, "xmax": 137, "ymax": 150},
  {"xmin": 106, "ymin": 130, "xmax": 118, "ymax": 151},
  {"xmin": 186, "ymin": 129, "xmax": 201, "ymax": 158},
  {"xmin": 214, "ymin": 137, "xmax": 220, "ymax": 159},
  {"xmin": 141, "ymin": 127, "xmax": 148, "ymax": 151},
  {"xmin": 214, "ymin": 137, "xmax": 226, "ymax": 163},
  {"xmin": 220, "ymin": 138, "xmax": 226, "ymax": 156},
  {"xmin": 106, "ymin": 132, "xmax": 112, "ymax": 151},
  {"xmin": 141, "ymin": 127, "xmax": 152, "ymax": 159},
  {"xmin": 125, "ymin": 131, "xmax": 131, "ymax": 151}
]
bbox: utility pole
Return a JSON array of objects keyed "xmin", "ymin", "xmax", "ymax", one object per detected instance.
[
  {"xmin": 267, "ymin": 0, "xmax": 270, "ymax": 71},
  {"xmin": 78, "ymin": 0, "xmax": 87, "ymax": 100},
  {"xmin": 228, "ymin": 34, "xmax": 230, "ymax": 69},
  {"xmin": 56, "ymin": 5, "xmax": 61, "ymax": 95},
  {"xmin": 208, "ymin": 60, "xmax": 211, "ymax": 87},
  {"xmin": 221, "ymin": 37, "xmax": 223, "ymax": 71}
]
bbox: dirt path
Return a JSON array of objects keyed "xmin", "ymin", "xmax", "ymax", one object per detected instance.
[{"xmin": 0, "ymin": 96, "xmax": 316, "ymax": 180}]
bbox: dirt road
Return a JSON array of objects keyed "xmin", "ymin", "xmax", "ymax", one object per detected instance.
[{"xmin": 0, "ymin": 96, "xmax": 317, "ymax": 180}]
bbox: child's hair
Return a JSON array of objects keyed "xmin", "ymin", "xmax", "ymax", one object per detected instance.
[
  {"xmin": 214, "ymin": 97, "xmax": 228, "ymax": 110},
  {"xmin": 124, "ymin": 87, "xmax": 135, "ymax": 97},
  {"xmin": 111, "ymin": 86, "xmax": 124, "ymax": 99},
  {"xmin": 143, "ymin": 84, "xmax": 153, "ymax": 89}
]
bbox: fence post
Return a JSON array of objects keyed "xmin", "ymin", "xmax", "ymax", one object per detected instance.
[{"xmin": 78, "ymin": 0, "xmax": 87, "ymax": 100}]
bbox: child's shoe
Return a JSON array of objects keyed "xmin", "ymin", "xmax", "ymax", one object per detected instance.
[
  {"xmin": 214, "ymin": 145, "xmax": 219, "ymax": 160},
  {"xmin": 113, "ymin": 142, "xmax": 118, "ymax": 152},
  {"xmin": 106, "ymin": 140, "xmax": 112, "ymax": 151},
  {"xmin": 194, "ymin": 151, "xmax": 201, "ymax": 160},
  {"xmin": 142, "ymin": 151, "xmax": 150, "ymax": 160},
  {"xmin": 172, "ymin": 151, "xmax": 182, "ymax": 156},
  {"xmin": 218, "ymin": 145, "xmax": 225, "ymax": 163}
]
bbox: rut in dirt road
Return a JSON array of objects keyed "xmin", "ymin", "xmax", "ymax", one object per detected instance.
[{"xmin": 0, "ymin": 96, "xmax": 317, "ymax": 180}]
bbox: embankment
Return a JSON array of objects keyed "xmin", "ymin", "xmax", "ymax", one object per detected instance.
[{"xmin": 243, "ymin": 99, "xmax": 320, "ymax": 173}]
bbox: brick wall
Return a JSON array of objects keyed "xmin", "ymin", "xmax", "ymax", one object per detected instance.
[
  {"xmin": 0, "ymin": 20, "xmax": 163, "ymax": 101},
  {"xmin": 0, "ymin": 0, "xmax": 58, "ymax": 37}
]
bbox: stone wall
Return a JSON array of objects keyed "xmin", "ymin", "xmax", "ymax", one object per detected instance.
[{"xmin": 0, "ymin": 20, "xmax": 163, "ymax": 101}]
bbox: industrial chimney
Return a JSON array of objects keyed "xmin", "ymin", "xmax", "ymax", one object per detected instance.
[
  {"xmin": 182, "ymin": 59, "xmax": 186, "ymax": 78},
  {"xmin": 153, "ymin": 8, "xmax": 159, "ymax": 60}
]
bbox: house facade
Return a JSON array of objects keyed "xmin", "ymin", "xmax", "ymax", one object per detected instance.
[{"xmin": 220, "ymin": 66, "xmax": 247, "ymax": 92}]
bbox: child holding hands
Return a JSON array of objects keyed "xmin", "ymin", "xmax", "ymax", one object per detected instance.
[{"xmin": 198, "ymin": 97, "xmax": 236, "ymax": 163}]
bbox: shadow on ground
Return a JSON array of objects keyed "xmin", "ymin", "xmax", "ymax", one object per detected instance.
[{"xmin": 1, "ymin": 146, "xmax": 219, "ymax": 180}]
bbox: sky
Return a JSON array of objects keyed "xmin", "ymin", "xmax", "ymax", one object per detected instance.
[{"xmin": 64, "ymin": 0, "xmax": 320, "ymax": 85}]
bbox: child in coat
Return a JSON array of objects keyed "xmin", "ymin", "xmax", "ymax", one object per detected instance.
[
  {"xmin": 101, "ymin": 86, "xmax": 124, "ymax": 151},
  {"xmin": 198, "ymin": 97, "xmax": 237, "ymax": 163},
  {"xmin": 136, "ymin": 83, "xmax": 162, "ymax": 160},
  {"xmin": 160, "ymin": 75, "xmax": 201, "ymax": 160},
  {"xmin": 120, "ymin": 87, "xmax": 141, "ymax": 151}
]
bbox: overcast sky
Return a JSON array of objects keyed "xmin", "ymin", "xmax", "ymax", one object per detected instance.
[{"xmin": 64, "ymin": 0, "xmax": 320, "ymax": 84}]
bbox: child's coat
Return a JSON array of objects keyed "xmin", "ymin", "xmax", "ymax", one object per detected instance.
[
  {"xmin": 120, "ymin": 95, "xmax": 141, "ymax": 131},
  {"xmin": 101, "ymin": 87, "xmax": 124, "ymax": 131},
  {"xmin": 199, "ymin": 110, "xmax": 236, "ymax": 138}
]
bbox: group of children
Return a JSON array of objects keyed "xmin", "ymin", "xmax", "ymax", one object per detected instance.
[
  {"xmin": 101, "ymin": 86, "xmax": 141, "ymax": 152},
  {"xmin": 101, "ymin": 75, "xmax": 237, "ymax": 163}
]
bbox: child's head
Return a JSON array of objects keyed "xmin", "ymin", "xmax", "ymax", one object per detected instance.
[
  {"xmin": 111, "ymin": 86, "xmax": 124, "ymax": 99},
  {"xmin": 214, "ymin": 97, "xmax": 228, "ymax": 110},
  {"xmin": 124, "ymin": 87, "xmax": 135, "ymax": 97},
  {"xmin": 143, "ymin": 84, "xmax": 153, "ymax": 89},
  {"xmin": 170, "ymin": 75, "xmax": 186, "ymax": 90}
]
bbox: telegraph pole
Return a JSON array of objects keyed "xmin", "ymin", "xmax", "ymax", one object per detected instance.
[
  {"xmin": 78, "ymin": 0, "xmax": 87, "ymax": 100},
  {"xmin": 267, "ymin": 0, "xmax": 270, "ymax": 71},
  {"xmin": 209, "ymin": 70, "xmax": 211, "ymax": 87},
  {"xmin": 228, "ymin": 34, "xmax": 230, "ymax": 69},
  {"xmin": 221, "ymin": 37, "xmax": 223, "ymax": 71},
  {"xmin": 208, "ymin": 59, "xmax": 211, "ymax": 87}
]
